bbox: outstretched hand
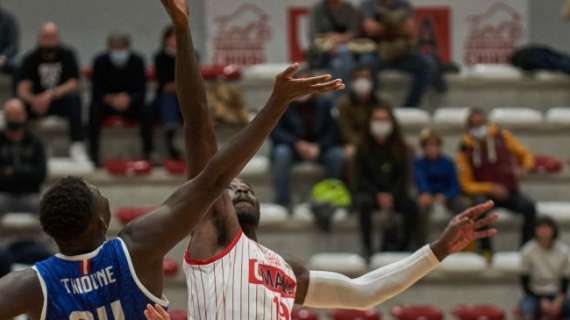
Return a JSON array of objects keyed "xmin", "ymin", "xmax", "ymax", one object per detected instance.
[
  {"xmin": 144, "ymin": 304, "xmax": 171, "ymax": 320},
  {"xmin": 160, "ymin": 0, "xmax": 189, "ymax": 29},
  {"xmin": 271, "ymin": 63, "xmax": 345, "ymax": 104},
  {"xmin": 431, "ymin": 201, "xmax": 498, "ymax": 261}
]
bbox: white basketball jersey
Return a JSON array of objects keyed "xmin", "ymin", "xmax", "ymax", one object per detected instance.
[{"xmin": 183, "ymin": 231, "xmax": 297, "ymax": 320}]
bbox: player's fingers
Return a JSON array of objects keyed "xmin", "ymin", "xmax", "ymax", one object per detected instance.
[
  {"xmin": 280, "ymin": 63, "xmax": 300, "ymax": 79},
  {"xmin": 144, "ymin": 308, "xmax": 155, "ymax": 320},
  {"xmin": 460, "ymin": 201, "xmax": 494, "ymax": 219},
  {"xmin": 146, "ymin": 304, "xmax": 162, "ymax": 320},
  {"xmin": 474, "ymin": 213, "xmax": 498, "ymax": 229},
  {"xmin": 474, "ymin": 228, "xmax": 497, "ymax": 240},
  {"xmin": 298, "ymin": 74, "xmax": 333, "ymax": 85},
  {"xmin": 454, "ymin": 216, "xmax": 473, "ymax": 228},
  {"xmin": 155, "ymin": 305, "xmax": 170, "ymax": 318},
  {"xmin": 311, "ymin": 79, "xmax": 344, "ymax": 92}
]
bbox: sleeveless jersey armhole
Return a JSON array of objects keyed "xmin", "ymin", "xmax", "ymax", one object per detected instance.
[
  {"xmin": 115, "ymin": 238, "xmax": 170, "ymax": 307},
  {"xmin": 31, "ymin": 266, "xmax": 47, "ymax": 320}
]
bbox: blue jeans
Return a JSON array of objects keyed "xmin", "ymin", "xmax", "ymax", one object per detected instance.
[
  {"xmin": 271, "ymin": 144, "xmax": 345, "ymax": 206},
  {"xmin": 360, "ymin": 51, "xmax": 437, "ymax": 108},
  {"xmin": 520, "ymin": 294, "xmax": 570, "ymax": 319},
  {"xmin": 329, "ymin": 46, "xmax": 356, "ymax": 86},
  {"xmin": 157, "ymin": 93, "xmax": 182, "ymax": 129}
]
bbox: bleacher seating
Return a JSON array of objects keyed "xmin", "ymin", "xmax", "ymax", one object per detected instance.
[
  {"xmin": 393, "ymin": 108, "xmax": 431, "ymax": 128},
  {"xmin": 391, "ymin": 305, "xmax": 444, "ymax": 320},
  {"xmin": 292, "ymin": 308, "xmax": 320, "ymax": 320},
  {"xmin": 1, "ymin": 213, "xmax": 40, "ymax": 230},
  {"xmin": 432, "ymin": 107, "xmax": 471, "ymax": 129},
  {"xmin": 489, "ymin": 108, "xmax": 543, "ymax": 128},
  {"xmin": 546, "ymin": 107, "xmax": 570, "ymax": 126},
  {"xmin": 491, "ymin": 252, "xmax": 523, "ymax": 275},
  {"xmin": 329, "ymin": 309, "xmax": 381, "ymax": 320},
  {"xmin": 435, "ymin": 253, "xmax": 487, "ymax": 276},
  {"xmin": 451, "ymin": 305, "xmax": 505, "ymax": 320},
  {"xmin": 309, "ymin": 253, "xmax": 367, "ymax": 276}
]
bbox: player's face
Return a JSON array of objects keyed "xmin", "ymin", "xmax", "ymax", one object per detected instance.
[{"xmin": 228, "ymin": 178, "xmax": 260, "ymax": 226}]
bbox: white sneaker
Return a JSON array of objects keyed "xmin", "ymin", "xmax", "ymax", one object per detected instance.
[{"xmin": 70, "ymin": 142, "xmax": 90, "ymax": 164}]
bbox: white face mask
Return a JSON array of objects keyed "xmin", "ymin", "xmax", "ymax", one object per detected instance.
[
  {"xmin": 110, "ymin": 50, "xmax": 130, "ymax": 68},
  {"xmin": 470, "ymin": 126, "xmax": 487, "ymax": 139},
  {"xmin": 370, "ymin": 121, "xmax": 393, "ymax": 139},
  {"xmin": 352, "ymin": 78, "xmax": 373, "ymax": 97}
]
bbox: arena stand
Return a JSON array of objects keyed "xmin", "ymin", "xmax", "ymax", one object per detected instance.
[{"xmin": 1, "ymin": 64, "xmax": 570, "ymax": 318}]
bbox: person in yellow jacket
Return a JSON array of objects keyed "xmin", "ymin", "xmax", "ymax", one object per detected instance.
[{"xmin": 456, "ymin": 108, "xmax": 537, "ymax": 254}]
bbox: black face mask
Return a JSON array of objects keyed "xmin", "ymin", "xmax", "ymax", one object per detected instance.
[{"xmin": 6, "ymin": 121, "xmax": 26, "ymax": 132}]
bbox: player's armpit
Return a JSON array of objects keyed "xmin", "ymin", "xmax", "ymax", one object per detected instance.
[
  {"xmin": 0, "ymin": 269, "xmax": 44, "ymax": 319},
  {"xmin": 285, "ymin": 258, "xmax": 311, "ymax": 305}
]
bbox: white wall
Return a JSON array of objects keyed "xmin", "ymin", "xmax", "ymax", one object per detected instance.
[{"xmin": 1, "ymin": 0, "xmax": 206, "ymax": 66}]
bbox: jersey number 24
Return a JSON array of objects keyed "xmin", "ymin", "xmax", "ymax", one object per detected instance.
[{"xmin": 69, "ymin": 300, "xmax": 124, "ymax": 320}]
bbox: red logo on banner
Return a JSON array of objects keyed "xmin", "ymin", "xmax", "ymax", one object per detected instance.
[
  {"xmin": 213, "ymin": 4, "xmax": 272, "ymax": 66},
  {"xmin": 464, "ymin": 2, "xmax": 523, "ymax": 65}
]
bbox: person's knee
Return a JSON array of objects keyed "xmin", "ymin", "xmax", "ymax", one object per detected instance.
[
  {"xmin": 272, "ymin": 145, "xmax": 295, "ymax": 169},
  {"xmin": 519, "ymin": 296, "xmax": 539, "ymax": 317}
]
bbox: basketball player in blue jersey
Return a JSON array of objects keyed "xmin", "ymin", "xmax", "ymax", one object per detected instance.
[{"xmin": 0, "ymin": 13, "xmax": 344, "ymax": 320}]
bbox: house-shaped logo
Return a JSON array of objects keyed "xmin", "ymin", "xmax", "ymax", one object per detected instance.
[
  {"xmin": 464, "ymin": 2, "xmax": 524, "ymax": 65},
  {"xmin": 212, "ymin": 4, "xmax": 272, "ymax": 66}
]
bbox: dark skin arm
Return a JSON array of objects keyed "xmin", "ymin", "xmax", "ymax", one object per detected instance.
[{"xmin": 0, "ymin": 269, "xmax": 44, "ymax": 319}]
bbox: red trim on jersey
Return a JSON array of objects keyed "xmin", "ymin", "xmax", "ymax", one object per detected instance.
[
  {"xmin": 80, "ymin": 259, "xmax": 91, "ymax": 275},
  {"xmin": 185, "ymin": 230, "xmax": 243, "ymax": 265}
]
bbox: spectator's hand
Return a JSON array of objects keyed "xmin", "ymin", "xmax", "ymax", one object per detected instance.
[
  {"xmin": 418, "ymin": 193, "xmax": 433, "ymax": 209},
  {"xmin": 435, "ymin": 194, "xmax": 447, "ymax": 204},
  {"xmin": 144, "ymin": 304, "xmax": 170, "ymax": 320},
  {"xmin": 430, "ymin": 201, "xmax": 497, "ymax": 260},
  {"xmin": 164, "ymin": 82, "xmax": 177, "ymax": 93},
  {"xmin": 541, "ymin": 299, "xmax": 554, "ymax": 317},
  {"xmin": 114, "ymin": 93, "xmax": 131, "ymax": 112},
  {"xmin": 296, "ymin": 141, "xmax": 316, "ymax": 161},
  {"xmin": 271, "ymin": 64, "xmax": 344, "ymax": 105},
  {"xmin": 306, "ymin": 144, "xmax": 320, "ymax": 161},
  {"xmin": 515, "ymin": 166, "xmax": 530, "ymax": 179},
  {"xmin": 377, "ymin": 193, "xmax": 394, "ymax": 210},
  {"xmin": 32, "ymin": 92, "xmax": 53, "ymax": 115},
  {"xmin": 363, "ymin": 19, "xmax": 384, "ymax": 37},
  {"xmin": 344, "ymin": 145, "xmax": 356, "ymax": 158},
  {"xmin": 161, "ymin": 0, "xmax": 189, "ymax": 30},
  {"xmin": 490, "ymin": 184, "xmax": 509, "ymax": 201}
]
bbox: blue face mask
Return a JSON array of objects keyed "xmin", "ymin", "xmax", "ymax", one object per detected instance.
[{"xmin": 109, "ymin": 50, "xmax": 130, "ymax": 68}]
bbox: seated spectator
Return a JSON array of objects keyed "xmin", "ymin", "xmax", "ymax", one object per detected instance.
[
  {"xmin": 359, "ymin": 0, "xmax": 444, "ymax": 107},
  {"xmin": 270, "ymin": 71, "xmax": 345, "ymax": 208},
  {"xmin": 309, "ymin": 0, "xmax": 360, "ymax": 84},
  {"xmin": 337, "ymin": 67, "xmax": 382, "ymax": 159},
  {"xmin": 0, "ymin": 98, "xmax": 47, "ymax": 215},
  {"xmin": 353, "ymin": 103, "xmax": 418, "ymax": 256},
  {"xmin": 89, "ymin": 32, "xmax": 153, "ymax": 166},
  {"xmin": 456, "ymin": 108, "xmax": 536, "ymax": 254},
  {"xmin": 0, "ymin": 4, "xmax": 19, "ymax": 79},
  {"xmin": 520, "ymin": 217, "xmax": 570, "ymax": 320},
  {"xmin": 415, "ymin": 129, "xmax": 468, "ymax": 244},
  {"xmin": 17, "ymin": 22, "xmax": 88, "ymax": 162},
  {"xmin": 154, "ymin": 25, "xmax": 182, "ymax": 159}
]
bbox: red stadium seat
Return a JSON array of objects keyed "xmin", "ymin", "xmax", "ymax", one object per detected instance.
[
  {"xmin": 102, "ymin": 116, "xmax": 138, "ymax": 129},
  {"xmin": 201, "ymin": 65, "xmax": 242, "ymax": 81},
  {"xmin": 452, "ymin": 304, "xmax": 505, "ymax": 320},
  {"xmin": 534, "ymin": 155, "xmax": 563, "ymax": 174},
  {"xmin": 168, "ymin": 310, "xmax": 187, "ymax": 320},
  {"xmin": 163, "ymin": 258, "xmax": 180, "ymax": 278},
  {"xmin": 146, "ymin": 66, "xmax": 157, "ymax": 82},
  {"xmin": 164, "ymin": 159, "xmax": 186, "ymax": 176},
  {"xmin": 292, "ymin": 307, "xmax": 320, "ymax": 320},
  {"xmin": 105, "ymin": 160, "xmax": 152, "ymax": 176},
  {"xmin": 329, "ymin": 309, "xmax": 381, "ymax": 320},
  {"xmin": 391, "ymin": 305, "xmax": 443, "ymax": 320},
  {"xmin": 115, "ymin": 207, "xmax": 155, "ymax": 225}
]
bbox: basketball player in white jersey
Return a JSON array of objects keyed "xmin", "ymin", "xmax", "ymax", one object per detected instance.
[{"xmin": 158, "ymin": 0, "xmax": 498, "ymax": 319}]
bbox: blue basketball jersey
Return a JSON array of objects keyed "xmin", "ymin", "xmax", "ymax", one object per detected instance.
[{"xmin": 33, "ymin": 238, "xmax": 168, "ymax": 320}]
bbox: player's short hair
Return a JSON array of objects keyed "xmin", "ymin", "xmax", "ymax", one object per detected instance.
[
  {"xmin": 419, "ymin": 128, "xmax": 442, "ymax": 147},
  {"xmin": 535, "ymin": 216, "xmax": 559, "ymax": 240},
  {"xmin": 40, "ymin": 177, "xmax": 96, "ymax": 243}
]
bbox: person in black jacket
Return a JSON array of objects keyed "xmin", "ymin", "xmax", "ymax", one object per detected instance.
[
  {"xmin": 353, "ymin": 102, "xmax": 419, "ymax": 256},
  {"xmin": 89, "ymin": 32, "xmax": 153, "ymax": 165},
  {"xmin": 270, "ymin": 75, "xmax": 345, "ymax": 207},
  {"xmin": 0, "ymin": 5, "xmax": 19, "ymax": 78},
  {"xmin": 0, "ymin": 98, "xmax": 47, "ymax": 215},
  {"xmin": 154, "ymin": 25, "xmax": 182, "ymax": 159},
  {"xmin": 17, "ymin": 22, "xmax": 87, "ymax": 163}
]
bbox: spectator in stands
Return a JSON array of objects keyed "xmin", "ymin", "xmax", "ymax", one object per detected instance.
[
  {"xmin": 154, "ymin": 25, "xmax": 182, "ymax": 160},
  {"xmin": 270, "ymin": 70, "xmax": 345, "ymax": 208},
  {"xmin": 0, "ymin": 4, "xmax": 19, "ymax": 78},
  {"xmin": 17, "ymin": 22, "xmax": 88, "ymax": 163},
  {"xmin": 456, "ymin": 108, "xmax": 537, "ymax": 253},
  {"xmin": 353, "ymin": 103, "xmax": 418, "ymax": 256},
  {"xmin": 309, "ymin": 0, "xmax": 360, "ymax": 84},
  {"xmin": 89, "ymin": 32, "xmax": 153, "ymax": 166},
  {"xmin": 415, "ymin": 129, "xmax": 467, "ymax": 244},
  {"xmin": 520, "ymin": 217, "xmax": 570, "ymax": 320},
  {"xmin": 337, "ymin": 67, "xmax": 381, "ymax": 159},
  {"xmin": 360, "ymin": 0, "xmax": 442, "ymax": 107},
  {"xmin": 0, "ymin": 99, "xmax": 47, "ymax": 215}
]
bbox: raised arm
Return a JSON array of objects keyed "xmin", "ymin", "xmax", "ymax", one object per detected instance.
[
  {"xmin": 162, "ymin": 0, "xmax": 216, "ymax": 179},
  {"xmin": 121, "ymin": 64, "xmax": 345, "ymax": 261},
  {"xmin": 0, "ymin": 269, "xmax": 44, "ymax": 319},
  {"xmin": 296, "ymin": 202, "xmax": 497, "ymax": 309}
]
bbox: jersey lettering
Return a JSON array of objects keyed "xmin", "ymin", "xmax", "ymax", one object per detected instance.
[
  {"xmin": 249, "ymin": 259, "xmax": 296, "ymax": 298},
  {"xmin": 69, "ymin": 300, "xmax": 124, "ymax": 320},
  {"xmin": 60, "ymin": 266, "xmax": 117, "ymax": 295}
]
